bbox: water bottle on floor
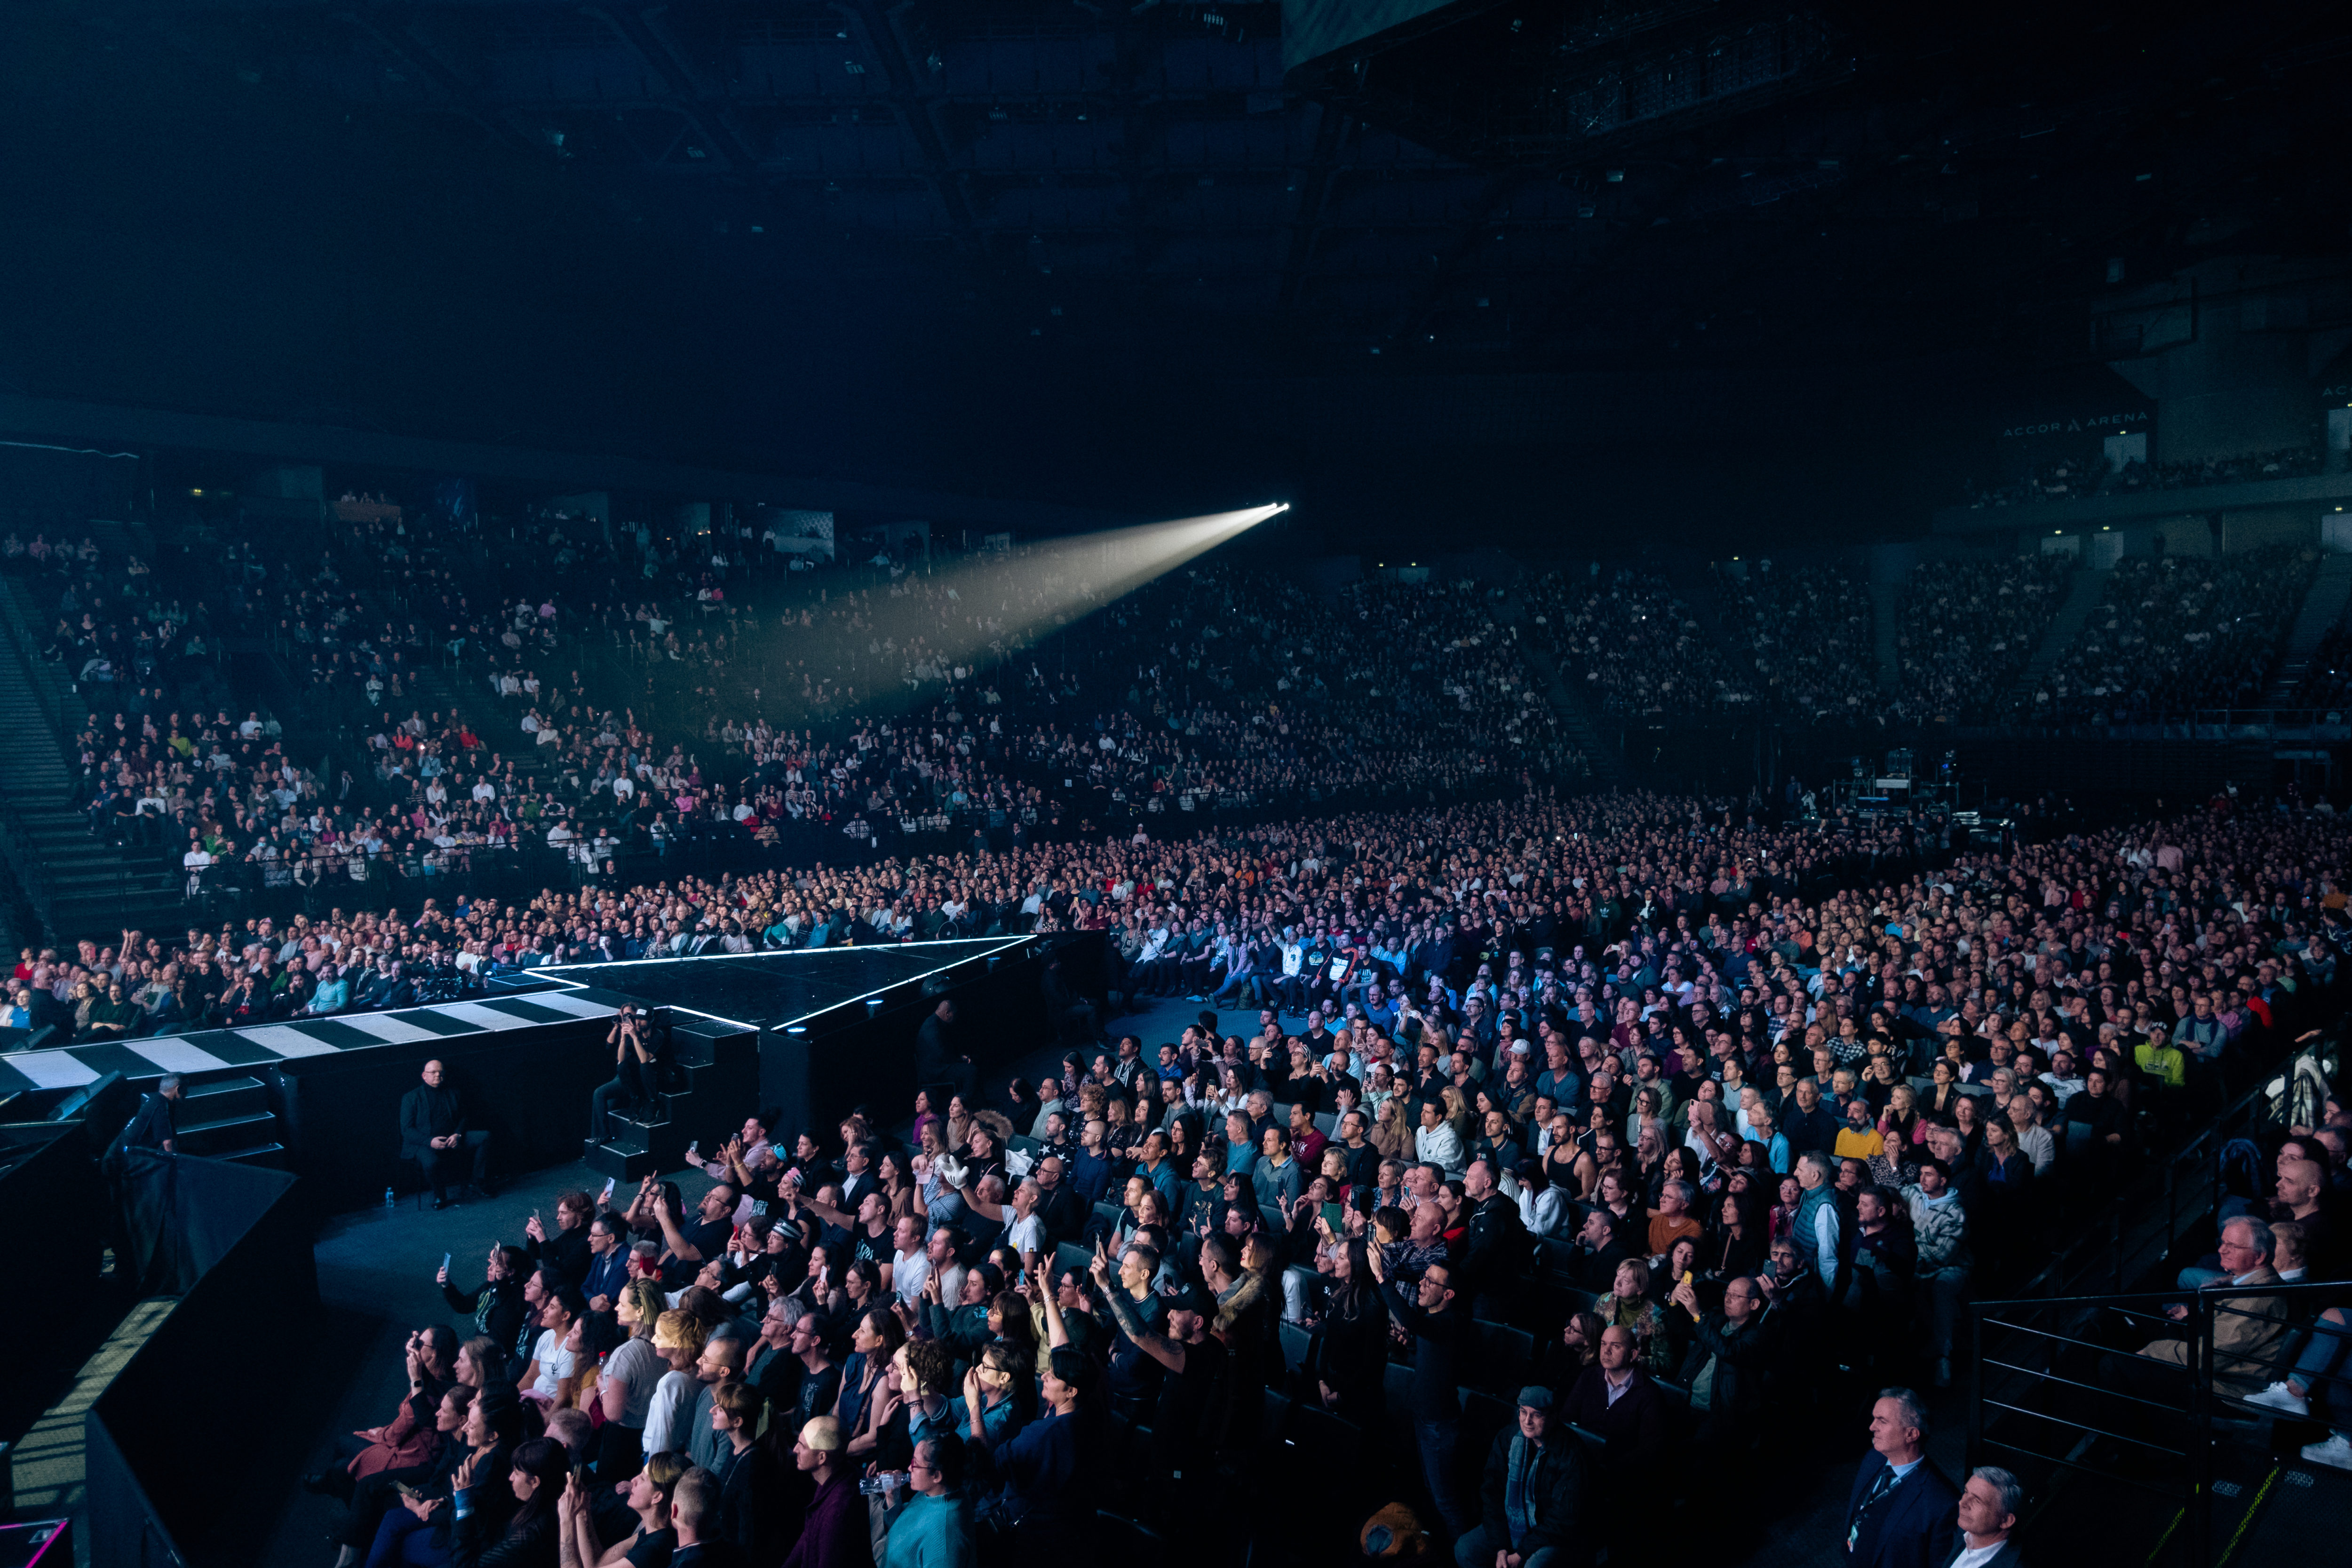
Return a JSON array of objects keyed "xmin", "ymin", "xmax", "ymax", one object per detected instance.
[{"xmin": 385, "ymin": 1186, "xmax": 396, "ymax": 1209}]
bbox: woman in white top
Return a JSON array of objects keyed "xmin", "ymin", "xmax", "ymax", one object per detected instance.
[
  {"xmin": 596, "ymin": 1281, "xmax": 668, "ymax": 1470},
  {"xmin": 637, "ymin": 1308, "xmax": 707, "ymax": 1457}
]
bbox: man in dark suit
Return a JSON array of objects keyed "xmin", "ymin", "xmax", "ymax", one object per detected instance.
[
  {"xmin": 119, "ymin": 1074, "xmax": 185, "ymax": 1156},
  {"xmin": 1846, "ymin": 1388, "xmax": 1959, "ymax": 1568},
  {"xmin": 399, "ymin": 1058, "xmax": 491, "ymax": 1209},
  {"xmin": 1933, "ymin": 1466, "xmax": 2027, "ymax": 1568}
]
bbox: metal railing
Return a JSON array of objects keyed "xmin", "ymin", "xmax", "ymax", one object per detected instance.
[{"xmin": 1967, "ymin": 1277, "xmax": 2345, "ymax": 1568}]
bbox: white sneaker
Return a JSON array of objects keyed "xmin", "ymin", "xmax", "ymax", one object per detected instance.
[
  {"xmin": 2302, "ymin": 1433, "xmax": 2352, "ymax": 1472},
  {"xmin": 2246, "ymin": 1381, "xmax": 2310, "ymax": 1415}
]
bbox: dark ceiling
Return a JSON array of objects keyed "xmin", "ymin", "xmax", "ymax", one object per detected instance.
[{"xmin": 1, "ymin": 0, "xmax": 2348, "ymax": 546}]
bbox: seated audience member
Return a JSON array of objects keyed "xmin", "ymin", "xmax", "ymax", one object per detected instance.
[
  {"xmin": 781, "ymin": 1417, "xmax": 864, "ymax": 1568},
  {"xmin": 402, "ymin": 1059, "xmax": 493, "ymax": 1209},
  {"xmin": 2136, "ymin": 1217, "xmax": 2288, "ymax": 1398},
  {"xmin": 1454, "ymin": 1385, "xmax": 1587, "ymax": 1568}
]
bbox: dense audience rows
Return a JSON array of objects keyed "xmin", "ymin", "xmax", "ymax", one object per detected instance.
[
  {"xmin": 276, "ymin": 785, "xmax": 2352, "ymax": 1565},
  {"xmin": 1710, "ymin": 561, "xmax": 1875, "ymax": 722},
  {"xmin": 11, "ymin": 512, "xmax": 1587, "ymax": 958},
  {"xmin": 1526, "ymin": 566, "xmax": 1757, "ymax": 719},
  {"xmin": 1891, "ymin": 554, "xmax": 2074, "ymax": 722},
  {"xmin": 1964, "ymin": 445, "xmax": 2325, "ymax": 509},
  {"xmin": 2018, "ymin": 546, "xmax": 2316, "ymax": 723}
]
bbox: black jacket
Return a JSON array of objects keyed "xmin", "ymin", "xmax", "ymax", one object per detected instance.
[
  {"xmin": 401, "ymin": 1082, "xmax": 469, "ymax": 1157},
  {"xmin": 1558, "ymin": 1364, "xmax": 1674, "ymax": 1477},
  {"xmin": 526, "ymin": 1223, "xmax": 593, "ymax": 1287},
  {"xmin": 1458, "ymin": 1193, "xmax": 1533, "ymax": 1297},
  {"xmin": 1475, "ymin": 1428, "xmax": 1589, "ymax": 1562},
  {"xmin": 442, "ymin": 1276, "xmax": 526, "ymax": 1366},
  {"xmin": 1845, "ymin": 1454, "xmax": 1960, "ymax": 1568},
  {"xmin": 120, "ymin": 1090, "xmax": 179, "ymax": 1153},
  {"xmin": 1675, "ymin": 1310, "xmax": 1777, "ymax": 1422},
  {"xmin": 718, "ymin": 1442, "xmax": 791, "ymax": 1564}
]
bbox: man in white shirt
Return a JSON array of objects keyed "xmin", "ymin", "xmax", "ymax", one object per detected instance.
[{"xmin": 1938, "ymin": 1466, "xmax": 2026, "ymax": 1568}]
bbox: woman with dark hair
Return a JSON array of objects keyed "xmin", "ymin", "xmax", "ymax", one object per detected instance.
[
  {"xmin": 988, "ymin": 1288, "xmax": 1038, "ymax": 1361},
  {"xmin": 1704, "ymin": 1189, "xmax": 1768, "ymax": 1281},
  {"xmin": 1304, "ymin": 1235, "xmax": 1387, "ymax": 1422},
  {"xmin": 309, "ymin": 1324, "xmax": 458, "ymax": 1501},
  {"xmin": 329, "ymin": 1384, "xmax": 476, "ymax": 1568},
  {"xmin": 834, "ymin": 1305, "xmax": 906, "ymax": 1435},
  {"xmin": 921, "ymin": 1258, "xmax": 1003, "ymax": 1359},
  {"xmin": 1554, "ymin": 1311, "xmax": 1605, "ymax": 1381},
  {"xmin": 970, "ymin": 1346, "xmax": 1095, "ymax": 1535},
  {"xmin": 364, "ymin": 1384, "xmax": 523, "ymax": 1568},
  {"xmin": 875, "ymin": 1148, "xmax": 918, "ymax": 1226},
  {"xmin": 953, "ymin": 1339, "xmax": 1037, "ymax": 1452},
  {"xmin": 451, "ymin": 1433, "xmax": 569, "ymax": 1567}
]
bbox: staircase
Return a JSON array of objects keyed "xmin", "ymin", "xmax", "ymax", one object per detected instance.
[
  {"xmin": 2260, "ymin": 550, "xmax": 2352, "ymax": 705},
  {"xmin": 175, "ymin": 1074, "xmax": 289, "ymax": 1167},
  {"xmin": 0, "ymin": 578, "xmax": 188, "ymax": 943},
  {"xmin": 2001, "ymin": 565, "xmax": 2108, "ymax": 713},
  {"xmin": 580, "ymin": 1015, "xmax": 757, "ymax": 1181},
  {"xmin": 1870, "ymin": 577, "xmax": 1902, "ymax": 692},
  {"xmin": 1495, "ymin": 587, "xmax": 1629, "ymax": 790}
]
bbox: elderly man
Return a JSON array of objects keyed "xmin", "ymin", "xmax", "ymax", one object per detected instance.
[
  {"xmin": 2138, "ymin": 1216, "xmax": 2288, "ymax": 1400},
  {"xmin": 1454, "ymin": 1386, "xmax": 1587, "ymax": 1568}
]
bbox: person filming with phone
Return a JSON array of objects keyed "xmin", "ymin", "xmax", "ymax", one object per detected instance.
[{"xmin": 591, "ymin": 1005, "xmax": 661, "ymax": 1143}]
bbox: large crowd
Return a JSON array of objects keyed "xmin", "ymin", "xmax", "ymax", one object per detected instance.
[
  {"xmin": 1891, "ymin": 553, "xmax": 2074, "ymax": 723},
  {"xmin": 1963, "ymin": 444, "xmax": 2326, "ymax": 509},
  {"xmin": 1525, "ymin": 566, "xmax": 1758, "ymax": 720},
  {"xmin": 6, "ymin": 512, "xmax": 1590, "ymax": 974},
  {"xmin": 270, "ymin": 781, "xmax": 2352, "ymax": 1567},
  {"xmin": 16, "ymin": 493, "xmax": 2352, "ymax": 1565},
  {"xmin": 2017, "ymin": 545, "xmax": 2316, "ymax": 723},
  {"xmin": 1710, "ymin": 561, "xmax": 1875, "ymax": 723}
]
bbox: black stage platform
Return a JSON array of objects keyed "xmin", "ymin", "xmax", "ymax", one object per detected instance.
[
  {"xmin": 505, "ymin": 935, "xmax": 1050, "ymax": 1178},
  {"xmin": 509, "ymin": 935, "xmax": 1034, "ymax": 1030}
]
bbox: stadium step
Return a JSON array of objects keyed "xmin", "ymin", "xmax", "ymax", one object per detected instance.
[
  {"xmin": 2003, "ymin": 563, "xmax": 2109, "ymax": 712},
  {"xmin": 1870, "ymin": 576, "xmax": 1901, "ymax": 691},
  {"xmin": 2263, "ymin": 549, "xmax": 2352, "ymax": 705}
]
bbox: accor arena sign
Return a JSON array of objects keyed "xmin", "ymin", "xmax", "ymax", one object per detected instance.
[{"xmin": 1998, "ymin": 410, "xmax": 2152, "ymax": 438}]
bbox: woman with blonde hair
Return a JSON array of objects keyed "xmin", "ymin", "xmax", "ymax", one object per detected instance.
[
  {"xmin": 1439, "ymin": 1084, "xmax": 1475, "ymax": 1145},
  {"xmin": 1369, "ymin": 1095, "xmax": 1411, "ymax": 1161},
  {"xmin": 593, "ymin": 1281, "xmax": 667, "ymax": 1480},
  {"xmin": 639, "ymin": 1309, "xmax": 706, "ymax": 1458}
]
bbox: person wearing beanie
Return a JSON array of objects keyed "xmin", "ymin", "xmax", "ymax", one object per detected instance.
[{"xmin": 1454, "ymin": 1385, "xmax": 1589, "ymax": 1568}]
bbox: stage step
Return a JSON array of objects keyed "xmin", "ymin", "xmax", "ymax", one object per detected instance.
[
  {"xmin": 177, "ymin": 1109, "xmax": 281, "ymax": 1157},
  {"xmin": 215, "ymin": 1141, "xmax": 288, "ymax": 1169},
  {"xmin": 182, "ymin": 1074, "xmax": 269, "ymax": 1120}
]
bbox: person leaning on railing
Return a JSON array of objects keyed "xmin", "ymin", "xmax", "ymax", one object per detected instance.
[{"xmin": 2131, "ymin": 1216, "xmax": 2289, "ymax": 1399}]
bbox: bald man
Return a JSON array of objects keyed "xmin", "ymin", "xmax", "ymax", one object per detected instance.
[{"xmin": 400, "ymin": 1058, "xmax": 492, "ymax": 1208}]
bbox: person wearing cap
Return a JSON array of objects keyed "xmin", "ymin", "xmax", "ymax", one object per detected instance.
[
  {"xmin": 779, "ymin": 1416, "xmax": 868, "ymax": 1568},
  {"xmin": 1090, "ymin": 1254, "xmax": 1228, "ymax": 1479},
  {"xmin": 1455, "ymin": 1384, "xmax": 1588, "ymax": 1568}
]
